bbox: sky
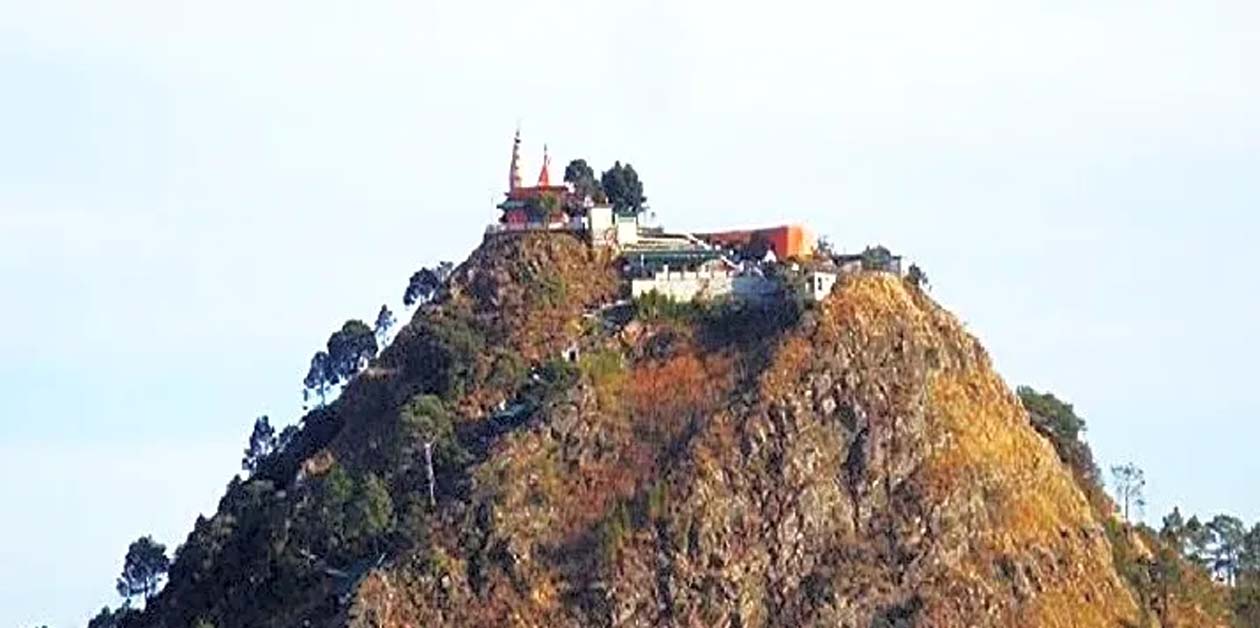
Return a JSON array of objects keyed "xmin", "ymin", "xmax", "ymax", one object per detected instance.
[{"xmin": 1, "ymin": 0, "xmax": 1257, "ymax": 625}]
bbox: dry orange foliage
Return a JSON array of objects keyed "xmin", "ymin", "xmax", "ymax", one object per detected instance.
[
  {"xmin": 626, "ymin": 352, "xmax": 732, "ymax": 428},
  {"xmin": 922, "ymin": 359, "xmax": 1141, "ymax": 626}
]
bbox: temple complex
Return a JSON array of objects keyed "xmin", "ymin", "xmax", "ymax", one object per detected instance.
[{"xmin": 483, "ymin": 130, "xmax": 902, "ymax": 305}]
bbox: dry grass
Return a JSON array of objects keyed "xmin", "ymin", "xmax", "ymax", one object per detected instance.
[{"xmin": 922, "ymin": 346, "xmax": 1141, "ymax": 626}]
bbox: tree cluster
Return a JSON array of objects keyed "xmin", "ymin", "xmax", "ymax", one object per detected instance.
[
  {"xmin": 302, "ymin": 320, "xmax": 378, "ymax": 408},
  {"xmin": 1161, "ymin": 509, "xmax": 1260, "ymax": 587},
  {"xmin": 241, "ymin": 415, "xmax": 297, "ymax": 477},
  {"xmin": 1017, "ymin": 386, "xmax": 1102, "ymax": 491},
  {"xmin": 1113, "ymin": 505, "xmax": 1260, "ymax": 625},
  {"xmin": 557, "ymin": 158, "xmax": 648, "ymax": 216},
  {"xmin": 116, "ymin": 536, "xmax": 169, "ymax": 603},
  {"xmin": 600, "ymin": 161, "xmax": 647, "ymax": 215},
  {"xmin": 562, "ymin": 158, "xmax": 602, "ymax": 204},
  {"xmin": 403, "ymin": 262, "xmax": 453, "ymax": 308}
]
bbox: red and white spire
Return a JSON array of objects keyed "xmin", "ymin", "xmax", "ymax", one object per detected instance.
[{"xmin": 537, "ymin": 143, "xmax": 552, "ymax": 187}]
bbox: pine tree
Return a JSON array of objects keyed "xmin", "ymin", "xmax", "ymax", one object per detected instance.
[
  {"xmin": 241, "ymin": 415, "xmax": 277, "ymax": 475},
  {"xmin": 115, "ymin": 535, "xmax": 170, "ymax": 603}
]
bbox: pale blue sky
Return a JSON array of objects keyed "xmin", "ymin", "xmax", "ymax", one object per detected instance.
[{"xmin": 1, "ymin": 1, "xmax": 1257, "ymax": 626}]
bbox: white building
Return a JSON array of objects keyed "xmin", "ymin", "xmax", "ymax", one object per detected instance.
[{"xmin": 804, "ymin": 271, "xmax": 838, "ymax": 303}]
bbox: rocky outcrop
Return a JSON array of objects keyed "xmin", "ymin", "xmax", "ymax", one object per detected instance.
[
  {"xmin": 356, "ymin": 269, "xmax": 1140, "ymax": 627},
  {"xmin": 139, "ymin": 234, "xmax": 1148, "ymax": 628}
]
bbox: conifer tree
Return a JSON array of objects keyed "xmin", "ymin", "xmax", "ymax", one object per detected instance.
[
  {"xmin": 116, "ymin": 535, "xmax": 170, "ymax": 603},
  {"xmin": 1110, "ymin": 463, "xmax": 1146, "ymax": 521},
  {"xmin": 242, "ymin": 415, "xmax": 277, "ymax": 475},
  {"xmin": 600, "ymin": 162, "xmax": 647, "ymax": 215},
  {"xmin": 374, "ymin": 304, "xmax": 395, "ymax": 346}
]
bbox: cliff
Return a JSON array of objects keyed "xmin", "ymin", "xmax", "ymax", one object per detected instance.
[{"xmin": 133, "ymin": 232, "xmax": 1195, "ymax": 627}]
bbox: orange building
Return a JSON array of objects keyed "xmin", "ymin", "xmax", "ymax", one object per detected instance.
[{"xmin": 695, "ymin": 224, "xmax": 817, "ymax": 260}]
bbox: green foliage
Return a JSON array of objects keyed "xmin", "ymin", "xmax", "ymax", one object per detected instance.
[
  {"xmin": 514, "ymin": 261, "xmax": 569, "ymax": 308},
  {"xmin": 597, "ymin": 501, "xmax": 632, "ymax": 565},
  {"xmin": 401, "ymin": 394, "xmax": 467, "ymax": 469},
  {"xmin": 87, "ymin": 604, "xmax": 135, "ymax": 628},
  {"xmin": 906, "ymin": 263, "xmax": 929, "ymax": 290},
  {"xmin": 302, "ymin": 319, "xmax": 380, "ymax": 407},
  {"xmin": 116, "ymin": 535, "xmax": 170, "ymax": 602},
  {"xmin": 242, "ymin": 415, "xmax": 277, "ymax": 476},
  {"xmin": 303, "ymin": 350, "xmax": 334, "ymax": 408},
  {"xmin": 539, "ymin": 192, "xmax": 562, "ymax": 219},
  {"xmin": 403, "ymin": 263, "xmax": 452, "ymax": 307},
  {"xmin": 1110, "ymin": 463, "xmax": 1146, "ymax": 521},
  {"xmin": 1242, "ymin": 523, "xmax": 1260, "ymax": 576},
  {"xmin": 305, "ymin": 464, "xmax": 397, "ymax": 561},
  {"xmin": 351, "ymin": 473, "xmax": 396, "ymax": 549},
  {"xmin": 1232, "ymin": 579, "xmax": 1260, "ymax": 627},
  {"xmin": 374, "ymin": 304, "xmax": 395, "ymax": 345},
  {"xmin": 633, "ymin": 290, "xmax": 702, "ymax": 322},
  {"xmin": 1105, "ymin": 519, "xmax": 1151, "ymax": 591},
  {"xmin": 486, "ymin": 351, "xmax": 527, "ymax": 393},
  {"xmin": 563, "ymin": 158, "xmax": 602, "ymax": 202},
  {"xmin": 327, "ymin": 319, "xmax": 377, "ymax": 381},
  {"xmin": 536, "ymin": 273, "xmax": 568, "ymax": 307},
  {"xmin": 1017, "ymin": 386, "xmax": 1100, "ymax": 489},
  {"xmin": 1182, "ymin": 515, "xmax": 1215, "ymax": 565},
  {"xmin": 426, "ymin": 312, "xmax": 487, "ymax": 397},
  {"xmin": 143, "ymin": 473, "xmax": 317, "ymax": 627},
  {"xmin": 600, "ymin": 161, "xmax": 646, "ymax": 215},
  {"xmin": 1151, "ymin": 543, "xmax": 1185, "ymax": 620},
  {"xmin": 578, "ymin": 348, "xmax": 624, "ymax": 387},
  {"xmin": 1209, "ymin": 514, "xmax": 1248, "ymax": 584},
  {"xmin": 860, "ymin": 245, "xmax": 897, "ymax": 271},
  {"xmin": 1017, "ymin": 386, "xmax": 1085, "ymax": 442},
  {"xmin": 396, "ymin": 494, "xmax": 432, "ymax": 548},
  {"xmin": 522, "ymin": 359, "xmax": 580, "ymax": 408}
]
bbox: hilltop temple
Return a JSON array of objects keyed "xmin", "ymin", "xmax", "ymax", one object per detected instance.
[
  {"xmin": 483, "ymin": 130, "xmax": 903, "ymax": 304},
  {"xmin": 495, "ymin": 130, "xmax": 578, "ymax": 227}
]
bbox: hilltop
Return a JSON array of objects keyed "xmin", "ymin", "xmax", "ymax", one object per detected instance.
[{"xmin": 104, "ymin": 231, "xmax": 1231, "ymax": 627}]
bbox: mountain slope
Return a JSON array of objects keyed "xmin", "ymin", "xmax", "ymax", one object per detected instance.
[{"xmin": 137, "ymin": 232, "xmax": 1154, "ymax": 627}]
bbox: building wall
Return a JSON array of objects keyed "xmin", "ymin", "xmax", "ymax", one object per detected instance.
[
  {"xmin": 695, "ymin": 224, "xmax": 817, "ymax": 260},
  {"xmin": 806, "ymin": 271, "xmax": 838, "ymax": 302},
  {"xmin": 615, "ymin": 214, "xmax": 639, "ymax": 245},
  {"xmin": 588, "ymin": 206, "xmax": 615, "ymax": 247},
  {"xmin": 631, "ymin": 271, "xmax": 778, "ymax": 302}
]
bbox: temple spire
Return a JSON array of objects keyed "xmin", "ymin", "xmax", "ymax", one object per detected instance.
[
  {"xmin": 537, "ymin": 143, "xmax": 552, "ymax": 187},
  {"xmin": 508, "ymin": 128, "xmax": 522, "ymax": 191}
]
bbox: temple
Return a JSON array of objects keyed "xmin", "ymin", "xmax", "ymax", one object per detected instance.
[
  {"xmin": 482, "ymin": 129, "xmax": 905, "ymax": 305},
  {"xmin": 496, "ymin": 131, "xmax": 584, "ymax": 227}
]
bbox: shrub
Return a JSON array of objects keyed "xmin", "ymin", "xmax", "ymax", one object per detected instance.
[
  {"xmin": 534, "ymin": 359, "xmax": 580, "ymax": 398},
  {"xmin": 301, "ymin": 464, "xmax": 396, "ymax": 561},
  {"xmin": 1017, "ymin": 386, "xmax": 1101, "ymax": 490},
  {"xmin": 578, "ymin": 348, "xmax": 624, "ymax": 387},
  {"xmin": 633, "ymin": 290, "xmax": 703, "ymax": 322},
  {"xmin": 597, "ymin": 502, "xmax": 632, "ymax": 565},
  {"xmin": 401, "ymin": 394, "xmax": 467, "ymax": 469}
]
